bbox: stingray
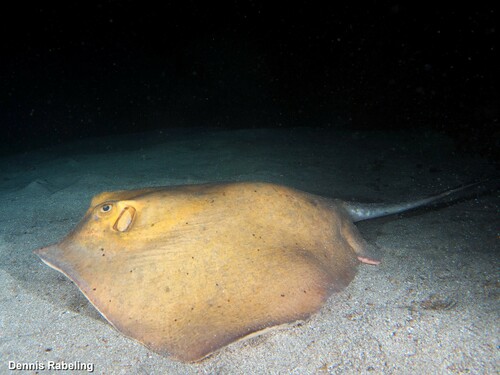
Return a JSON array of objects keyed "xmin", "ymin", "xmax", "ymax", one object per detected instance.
[{"xmin": 34, "ymin": 181, "xmax": 478, "ymax": 361}]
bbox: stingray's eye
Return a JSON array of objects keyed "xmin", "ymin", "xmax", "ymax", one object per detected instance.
[{"xmin": 100, "ymin": 204, "xmax": 113, "ymax": 213}]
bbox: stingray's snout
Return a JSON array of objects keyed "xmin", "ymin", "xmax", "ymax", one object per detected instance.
[
  {"xmin": 33, "ymin": 244, "xmax": 64, "ymax": 268},
  {"xmin": 34, "ymin": 244, "xmax": 56, "ymax": 257},
  {"xmin": 33, "ymin": 246, "xmax": 44, "ymax": 256}
]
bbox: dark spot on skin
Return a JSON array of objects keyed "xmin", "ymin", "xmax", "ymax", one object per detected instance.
[
  {"xmin": 130, "ymin": 270, "xmax": 133, "ymax": 273},
  {"xmin": 227, "ymin": 299, "xmax": 230, "ymax": 303},
  {"xmin": 93, "ymin": 288, "xmax": 97, "ymax": 291},
  {"xmin": 215, "ymin": 283, "xmax": 219, "ymax": 287},
  {"xmin": 191, "ymin": 307, "xmax": 194, "ymax": 311},
  {"xmin": 174, "ymin": 319, "xmax": 177, "ymax": 322},
  {"xmin": 186, "ymin": 272, "xmax": 189, "ymax": 275},
  {"xmin": 191, "ymin": 256, "xmax": 195, "ymax": 259},
  {"xmin": 45, "ymin": 348, "xmax": 52, "ymax": 352},
  {"xmin": 185, "ymin": 222, "xmax": 189, "ymax": 224},
  {"xmin": 281, "ymin": 294, "xmax": 285, "ymax": 297},
  {"xmin": 100, "ymin": 248, "xmax": 104, "ymax": 251},
  {"xmin": 303, "ymin": 290, "xmax": 307, "ymax": 293},
  {"xmin": 151, "ymin": 223, "xmax": 155, "ymax": 227},
  {"xmin": 102, "ymin": 253, "xmax": 105, "ymax": 257}
]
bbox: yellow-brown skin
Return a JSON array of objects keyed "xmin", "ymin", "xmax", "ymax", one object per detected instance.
[{"xmin": 35, "ymin": 182, "xmax": 376, "ymax": 362}]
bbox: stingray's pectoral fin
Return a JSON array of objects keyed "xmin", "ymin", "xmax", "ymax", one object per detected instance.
[
  {"xmin": 113, "ymin": 206, "xmax": 136, "ymax": 232},
  {"xmin": 341, "ymin": 220, "xmax": 382, "ymax": 265}
]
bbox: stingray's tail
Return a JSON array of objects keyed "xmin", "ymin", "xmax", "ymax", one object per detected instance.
[{"xmin": 342, "ymin": 180, "xmax": 496, "ymax": 222}]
